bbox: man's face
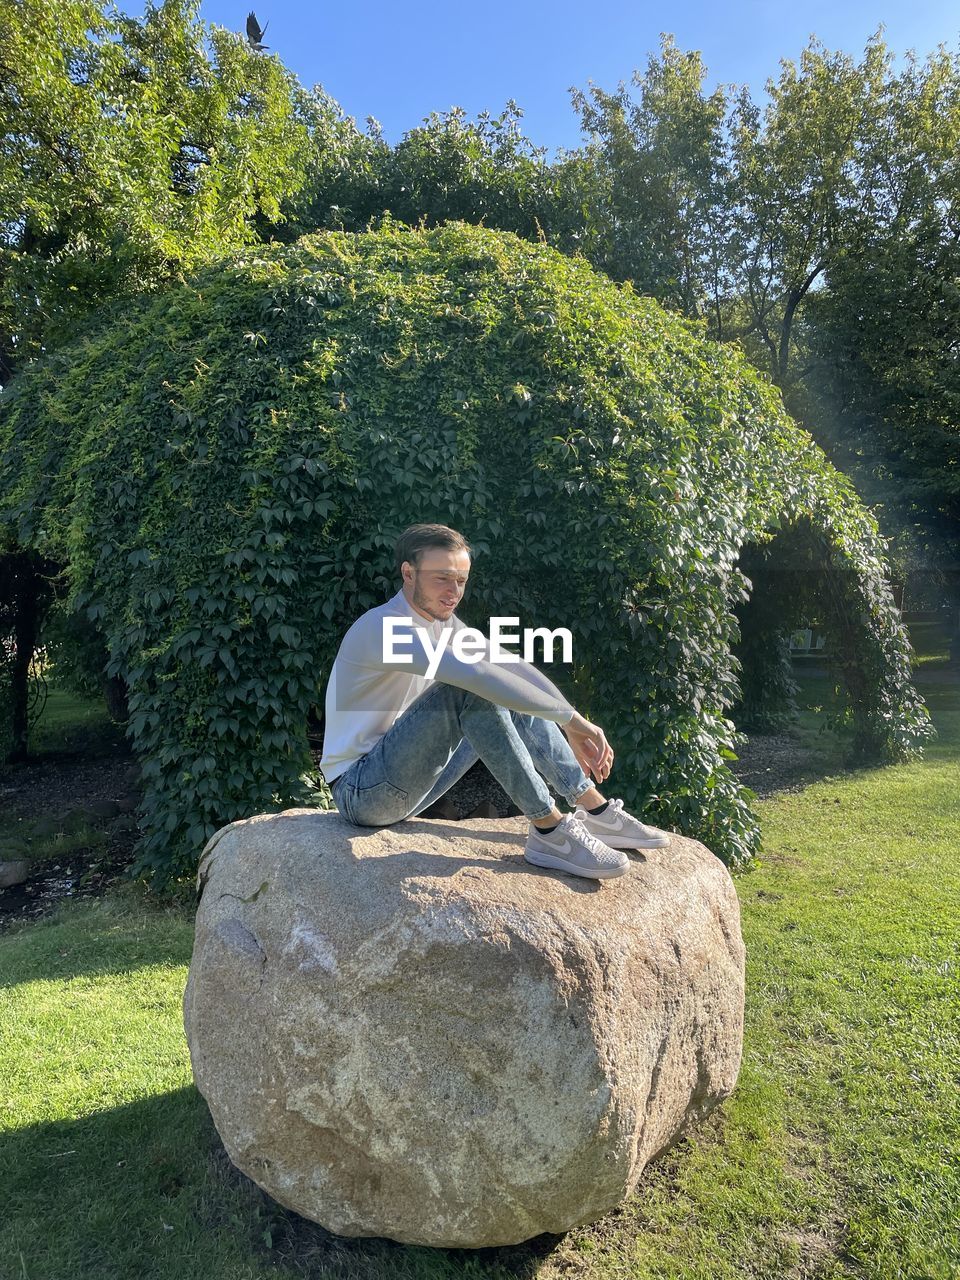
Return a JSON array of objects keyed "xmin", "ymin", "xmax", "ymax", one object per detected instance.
[{"xmin": 401, "ymin": 547, "xmax": 470, "ymax": 623}]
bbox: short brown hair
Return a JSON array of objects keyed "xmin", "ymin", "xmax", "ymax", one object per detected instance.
[{"xmin": 394, "ymin": 524, "xmax": 472, "ymax": 576}]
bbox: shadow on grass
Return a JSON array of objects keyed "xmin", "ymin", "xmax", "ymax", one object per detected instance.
[
  {"xmin": 2, "ymin": 1086, "xmax": 565, "ymax": 1280},
  {"xmin": 0, "ymin": 891, "xmax": 196, "ymax": 989}
]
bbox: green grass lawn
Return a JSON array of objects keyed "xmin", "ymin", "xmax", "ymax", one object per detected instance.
[
  {"xmin": 2, "ymin": 657, "xmax": 958, "ymax": 1280},
  {"xmin": 22, "ymin": 684, "xmax": 129, "ymax": 759}
]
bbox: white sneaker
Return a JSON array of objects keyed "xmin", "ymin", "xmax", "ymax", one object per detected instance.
[
  {"xmin": 524, "ymin": 813, "xmax": 629, "ymax": 880},
  {"xmin": 575, "ymin": 797, "xmax": 671, "ymax": 849}
]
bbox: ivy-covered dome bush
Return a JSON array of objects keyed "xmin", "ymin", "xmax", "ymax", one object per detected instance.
[{"xmin": 0, "ymin": 220, "xmax": 935, "ymax": 885}]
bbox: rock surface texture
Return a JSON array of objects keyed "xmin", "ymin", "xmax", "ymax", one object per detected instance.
[{"xmin": 183, "ymin": 809, "xmax": 745, "ymax": 1248}]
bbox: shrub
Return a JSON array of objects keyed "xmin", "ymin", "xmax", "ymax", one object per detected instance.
[{"xmin": 0, "ymin": 220, "xmax": 935, "ymax": 885}]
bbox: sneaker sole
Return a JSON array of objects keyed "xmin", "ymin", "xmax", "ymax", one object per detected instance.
[{"xmin": 523, "ymin": 849, "xmax": 629, "ymax": 879}]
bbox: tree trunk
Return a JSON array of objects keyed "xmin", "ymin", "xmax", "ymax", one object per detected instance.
[
  {"xmin": 103, "ymin": 674, "xmax": 129, "ymax": 724},
  {"xmin": 3, "ymin": 549, "xmax": 59, "ymax": 764},
  {"xmin": 777, "ymin": 263, "xmax": 824, "ymax": 387},
  {"xmin": 7, "ymin": 554, "xmax": 41, "ymax": 764}
]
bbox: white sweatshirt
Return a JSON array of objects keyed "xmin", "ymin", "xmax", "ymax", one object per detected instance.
[{"xmin": 320, "ymin": 588, "xmax": 575, "ymax": 783}]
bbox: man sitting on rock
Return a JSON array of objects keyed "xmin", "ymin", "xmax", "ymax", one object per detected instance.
[{"xmin": 320, "ymin": 523, "xmax": 671, "ymax": 880}]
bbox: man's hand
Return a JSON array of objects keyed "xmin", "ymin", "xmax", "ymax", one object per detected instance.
[{"xmin": 563, "ymin": 711, "xmax": 614, "ymax": 784}]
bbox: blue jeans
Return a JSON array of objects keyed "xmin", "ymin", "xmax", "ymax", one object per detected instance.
[{"xmin": 329, "ymin": 682, "xmax": 594, "ymax": 827}]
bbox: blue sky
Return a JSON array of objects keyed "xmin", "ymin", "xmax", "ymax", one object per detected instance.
[{"xmin": 130, "ymin": 0, "xmax": 959, "ymax": 156}]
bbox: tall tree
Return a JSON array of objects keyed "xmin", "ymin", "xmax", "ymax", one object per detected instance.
[
  {"xmin": 727, "ymin": 35, "xmax": 889, "ymax": 386},
  {"xmin": 567, "ymin": 34, "xmax": 732, "ymax": 318},
  {"xmin": 281, "ymin": 102, "xmax": 557, "ymax": 242},
  {"xmin": 564, "ymin": 33, "xmax": 900, "ymax": 388},
  {"xmin": 0, "ymin": 0, "xmax": 332, "ymax": 759},
  {"xmin": 0, "ymin": 0, "xmax": 320, "ymax": 384},
  {"xmin": 800, "ymin": 43, "xmax": 960, "ymax": 597}
]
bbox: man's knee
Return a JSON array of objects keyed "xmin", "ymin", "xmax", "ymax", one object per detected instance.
[{"xmin": 458, "ymin": 688, "xmax": 510, "ymax": 721}]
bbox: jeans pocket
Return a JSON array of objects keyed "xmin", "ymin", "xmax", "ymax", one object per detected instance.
[{"xmin": 350, "ymin": 778, "xmax": 410, "ymax": 827}]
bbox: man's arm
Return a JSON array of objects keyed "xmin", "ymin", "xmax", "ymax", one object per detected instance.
[
  {"xmin": 355, "ymin": 611, "xmax": 614, "ymax": 783},
  {"xmin": 448, "ymin": 614, "xmax": 574, "ymax": 711},
  {"xmin": 369, "ymin": 614, "xmax": 576, "ymax": 724},
  {"xmin": 447, "ymin": 616, "xmax": 614, "ymax": 784}
]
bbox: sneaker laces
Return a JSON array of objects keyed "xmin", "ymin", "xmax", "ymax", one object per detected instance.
[
  {"xmin": 563, "ymin": 814, "xmax": 622, "ymax": 863},
  {"xmin": 598, "ymin": 797, "xmax": 658, "ymax": 833}
]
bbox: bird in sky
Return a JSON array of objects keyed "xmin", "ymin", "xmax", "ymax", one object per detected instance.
[{"xmin": 245, "ymin": 12, "xmax": 269, "ymax": 50}]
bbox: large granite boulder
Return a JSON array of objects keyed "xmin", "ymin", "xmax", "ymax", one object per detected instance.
[{"xmin": 183, "ymin": 810, "xmax": 745, "ymax": 1248}]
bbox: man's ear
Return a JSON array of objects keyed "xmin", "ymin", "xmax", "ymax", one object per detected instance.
[{"xmin": 401, "ymin": 560, "xmax": 414, "ymax": 587}]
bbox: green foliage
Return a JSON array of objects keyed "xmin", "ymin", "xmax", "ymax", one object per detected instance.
[
  {"xmin": 568, "ymin": 35, "xmax": 731, "ymax": 313},
  {"xmin": 287, "ymin": 103, "xmax": 556, "ymax": 243},
  {"xmin": 723, "ymin": 35, "xmax": 889, "ymax": 383},
  {"xmin": 784, "ymin": 39, "xmax": 960, "ymax": 594},
  {"xmin": 563, "ymin": 31, "xmax": 960, "ymax": 397},
  {"xmin": 260, "ymin": 86, "xmax": 392, "ymax": 242},
  {"xmin": 0, "ymin": 0, "xmax": 322, "ymax": 380},
  {"xmin": 0, "ymin": 221, "xmax": 935, "ymax": 885},
  {"xmin": 801, "ymin": 238, "xmax": 960, "ymax": 592},
  {"xmin": 39, "ymin": 600, "xmax": 112, "ymax": 702}
]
